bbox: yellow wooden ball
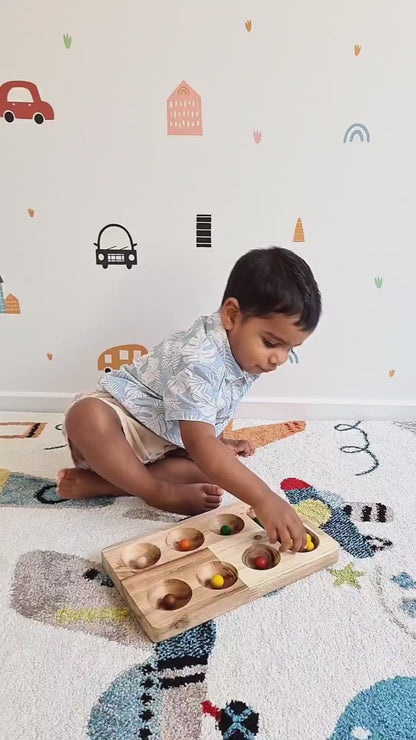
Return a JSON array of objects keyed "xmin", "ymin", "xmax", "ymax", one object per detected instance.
[
  {"xmin": 211, "ymin": 574, "xmax": 224, "ymax": 589},
  {"xmin": 306, "ymin": 533, "xmax": 312, "ymax": 543},
  {"xmin": 306, "ymin": 541, "xmax": 315, "ymax": 551}
]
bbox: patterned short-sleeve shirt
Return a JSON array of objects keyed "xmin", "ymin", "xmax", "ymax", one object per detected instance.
[{"xmin": 98, "ymin": 312, "xmax": 258, "ymax": 447}]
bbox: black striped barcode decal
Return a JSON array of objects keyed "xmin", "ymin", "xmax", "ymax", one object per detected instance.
[{"xmin": 196, "ymin": 214, "xmax": 212, "ymax": 247}]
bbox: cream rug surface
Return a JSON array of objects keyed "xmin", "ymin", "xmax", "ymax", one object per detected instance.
[{"xmin": 1, "ymin": 412, "xmax": 416, "ymax": 740}]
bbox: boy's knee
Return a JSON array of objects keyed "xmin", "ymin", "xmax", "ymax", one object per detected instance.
[{"xmin": 65, "ymin": 398, "xmax": 118, "ymax": 441}]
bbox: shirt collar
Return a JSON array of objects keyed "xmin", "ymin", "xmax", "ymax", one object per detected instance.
[{"xmin": 206, "ymin": 311, "xmax": 258, "ymax": 383}]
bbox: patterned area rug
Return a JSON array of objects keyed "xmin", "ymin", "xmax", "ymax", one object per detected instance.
[{"xmin": 1, "ymin": 412, "xmax": 416, "ymax": 739}]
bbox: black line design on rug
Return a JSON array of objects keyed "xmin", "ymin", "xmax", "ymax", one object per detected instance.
[
  {"xmin": 44, "ymin": 423, "xmax": 67, "ymax": 450},
  {"xmin": 343, "ymin": 501, "xmax": 393, "ymax": 523},
  {"xmin": 334, "ymin": 421, "xmax": 379, "ymax": 476},
  {"xmin": 393, "ymin": 421, "xmax": 416, "ymax": 436}
]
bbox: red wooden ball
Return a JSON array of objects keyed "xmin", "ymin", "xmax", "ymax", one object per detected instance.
[{"xmin": 254, "ymin": 555, "xmax": 268, "ymax": 570}]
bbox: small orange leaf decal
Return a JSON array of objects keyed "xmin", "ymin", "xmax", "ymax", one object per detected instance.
[
  {"xmin": 47, "ymin": 353, "xmax": 53, "ymax": 361},
  {"xmin": 28, "ymin": 208, "xmax": 34, "ymax": 218},
  {"xmin": 354, "ymin": 45, "xmax": 361, "ymax": 56},
  {"xmin": 389, "ymin": 369, "xmax": 395, "ymax": 377},
  {"xmin": 245, "ymin": 20, "xmax": 252, "ymax": 32}
]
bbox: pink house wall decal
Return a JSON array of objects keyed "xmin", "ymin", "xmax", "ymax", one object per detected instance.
[{"xmin": 167, "ymin": 81, "xmax": 203, "ymax": 136}]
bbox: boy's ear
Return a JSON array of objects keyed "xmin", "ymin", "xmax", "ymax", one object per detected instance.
[{"xmin": 220, "ymin": 298, "xmax": 241, "ymax": 330}]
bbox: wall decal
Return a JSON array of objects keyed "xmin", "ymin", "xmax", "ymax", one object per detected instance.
[
  {"xmin": 196, "ymin": 214, "xmax": 212, "ymax": 248},
  {"xmin": 46, "ymin": 353, "xmax": 53, "ymax": 361},
  {"xmin": 354, "ymin": 44, "xmax": 361, "ymax": 56},
  {"xmin": 27, "ymin": 208, "xmax": 34, "ymax": 218},
  {"xmin": 167, "ymin": 81, "xmax": 202, "ymax": 136},
  {"xmin": 98, "ymin": 344, "xmax": 148, "ymax": 372},
  {"xmin": 63, "ymin": 34, "xmax": 72, "ymax": 49},
  {"xmin": 289, "ymin": 349, "xmax": 299, "ymax": 364},
  {"xmin": 0, "ymin": 275, "xmax": 20, "ymax": 314},
  {"xmin": 389, "ymin": 369, "xmax": 395, "ymax": 377},
  {"xmin": 245, "ymin": 20, "xmax": 252, "ymax": 32},
  {"xmin": 94, "ymin": 224, "xmax": 138, "ymax": 269},
  {"xmin": 253, "ymin": 130, "xmax": 262, "ymax": 143},
  {"xmin": 343, "ymin": 123, "xmax": 370, "ymax": 143},
  {"xmin": 374, "ymin": 277, "xmax": 383, "ymax": 288},
  {"xmin": 293, "ymin": 218, "xmax": 305, "ymax": 242},
  {"xmin": 0, "ymin": 81, "xmax": 54, "ymax": 124}
]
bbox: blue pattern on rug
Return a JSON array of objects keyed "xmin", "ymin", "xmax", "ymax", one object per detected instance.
[
  {"xmin": 330, "ymin": 676, "xmax": 416, "ymax": 739},
  {"xmin": 281, "ymin": 478, "xmax": 392, "ymax": 558},
  {"xmin": 88, "ymin": 622, "xmax": 217, "ymax": 740},
  {"xmin": 0, "ymin": 469, "xmax": 115, "ymax": 508}
]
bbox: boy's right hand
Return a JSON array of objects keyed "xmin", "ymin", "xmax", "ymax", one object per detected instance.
[{"xmin": 254, "ymin": 493, "xmax": 307, "ymax": 552}]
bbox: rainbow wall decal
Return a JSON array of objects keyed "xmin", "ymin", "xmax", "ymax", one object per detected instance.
[{"xmin": 343, "ymin": 123, "xmax": 370, "ymax": 143}]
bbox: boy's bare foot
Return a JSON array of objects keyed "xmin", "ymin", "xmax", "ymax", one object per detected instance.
[
  {"xmin": 57, "ymin": 468, "xmax": 223, "ymax": 515},
  {"xmin": 161, "ymin": 482, "xmax": 223, "ymax": 515},
  {"xmin": 57, "ymin": 468, "xmax": 126, "ymax": 499}
]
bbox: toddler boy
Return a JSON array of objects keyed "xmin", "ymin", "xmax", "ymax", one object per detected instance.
[{"xmin": 58, "ymin": 247, "xmax": 321, "ymax": 551}]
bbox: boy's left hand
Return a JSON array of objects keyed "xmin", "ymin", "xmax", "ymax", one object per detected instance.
[{"xmin": 221, "ymin": 438, "xmax": 255, "ymax": 457}]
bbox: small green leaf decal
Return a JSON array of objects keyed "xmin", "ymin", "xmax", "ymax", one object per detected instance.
[
  {"xmin": 374, "ymin": 277, "xmax": 383, "ymax": 289},
  {"xmin": 63, "ymin": 34, "xmax": 72, "ymax": 49}
]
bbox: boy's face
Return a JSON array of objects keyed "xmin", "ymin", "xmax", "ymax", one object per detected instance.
[{"xmin": 221, "ymin": 299, "xmax": 311, "ymax": 375}]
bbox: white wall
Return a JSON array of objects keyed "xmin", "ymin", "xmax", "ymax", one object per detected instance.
[{"xmin": 1, "ymin": 0, "xmax": 415, "ymax": 418}]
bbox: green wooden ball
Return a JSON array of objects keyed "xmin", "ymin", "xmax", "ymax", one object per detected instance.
[{"xmin": 220, "ymin": 524, "xmax": 232, "ymax": 536}]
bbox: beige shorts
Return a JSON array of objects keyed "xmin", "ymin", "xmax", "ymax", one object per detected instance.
[{"xmin": 63, "ymin": 390, "xmax": 178, "ymax": 467}]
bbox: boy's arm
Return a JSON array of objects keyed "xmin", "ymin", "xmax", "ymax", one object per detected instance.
[
  {"xmin": 179, "ymin": 420, "xmax": 306, "ymax": 551},
  {"xmin": 182, "ymin": 421, "xmax": 270, "ymax": 505}
]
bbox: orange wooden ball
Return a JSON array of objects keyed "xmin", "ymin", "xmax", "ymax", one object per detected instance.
[{"xmin": 178, "ymin": 538, "xmax": 193, "ymax": 551}]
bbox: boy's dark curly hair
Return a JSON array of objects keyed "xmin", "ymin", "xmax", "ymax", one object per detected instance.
[{"xmin": 222, "ymin": 247, "xmax": 321, "ymax": 332}]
